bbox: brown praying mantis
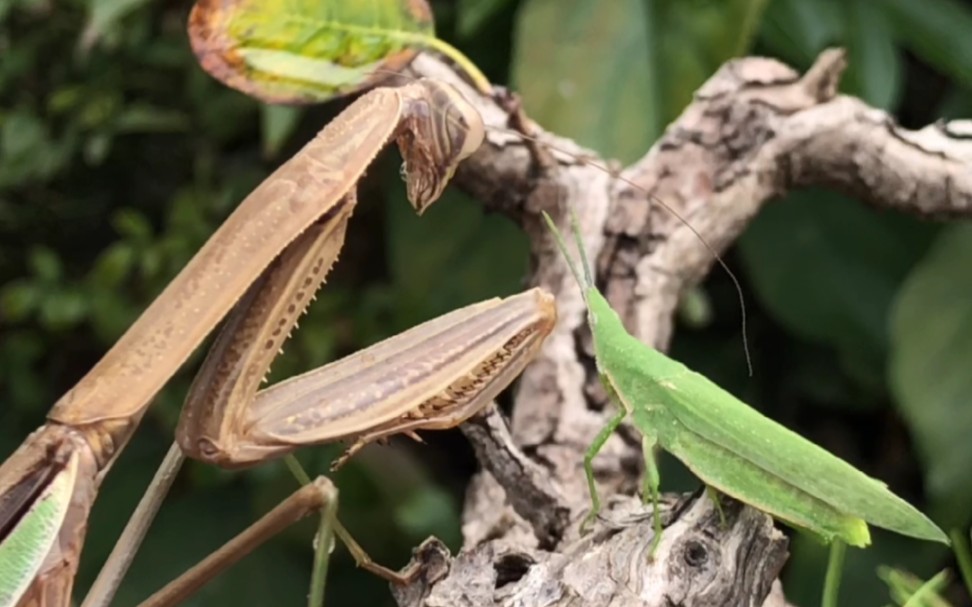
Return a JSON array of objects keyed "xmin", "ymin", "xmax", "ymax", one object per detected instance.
[{"xmin": 0, "ymin": 78, "xmax": 557, "ymax": 606}]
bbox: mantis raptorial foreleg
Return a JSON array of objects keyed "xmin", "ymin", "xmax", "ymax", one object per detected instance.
[
  {"xmin": 85, "ymin": 286, "xmax": 554, "ymax": 606},
  {"xmin": 175, "ymin": 214, "xmax": 554, "ymax": 470},
  {"xmin": 1, "ymin": 77, "xmax": 554, "ymax": 607},
  {"xmin": 79, "ymin": 77, "xmax": 553, "ymax": 605}
]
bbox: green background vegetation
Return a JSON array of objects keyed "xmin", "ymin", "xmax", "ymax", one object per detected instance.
[{"xmin": 2, "ymin": 0, "xmax": 971, "ymax": 604}]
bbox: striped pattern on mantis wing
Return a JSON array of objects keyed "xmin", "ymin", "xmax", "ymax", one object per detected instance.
[
  {"xmin": 543, "ymin": 210, "xmax": 948, "ymax": 548},
  {"xmin": 0, "ymin": 444, "xmax": 78, "ymax": 606}
]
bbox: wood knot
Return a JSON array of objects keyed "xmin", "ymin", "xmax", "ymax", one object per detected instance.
[{"xmin": 682, "ymin": 539, "xmax": 710, "ymax": 568}]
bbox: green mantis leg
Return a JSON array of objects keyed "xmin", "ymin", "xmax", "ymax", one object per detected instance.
[
  {"xmin": 582, "ymin": 393, "xmax": 628, "ymax": 532},
  {"xmin": 641, "ymin": 433, "xmax": 663, "ymax": 557}
]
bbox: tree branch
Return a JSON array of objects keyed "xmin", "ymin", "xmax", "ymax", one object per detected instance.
[{"xmin": 389, "ymin": 48, "xmax": 972, "ymax": 606}]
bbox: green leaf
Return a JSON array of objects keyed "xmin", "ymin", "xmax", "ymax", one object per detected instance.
[
  {"xmin": 512, "ymin": 0, "xmax": 657, "ymax": 162},
  {"xmin": 758, "ymin": 0, "xmax": 843, "ymax": 65},
  {"xmin": 112, "ymin": 209, "xmax": 154, "ymax": 242},
  {"xmin": 512, "ymin": 0, "xmax": 768, "ymax": 163},
  {"xmin": 784, "ymin": 530, "xmax": 947, "ymax": 607},
  {"xmin": 457, "ymin": 0, "xmax": 513, "ymax": 37},
  {"xmin": 0, "ymin": 280, "xmax": 39, "ymax": 321},
  {"xmin": 886, "ymin": 0, "xmax": 972, "ymax": 90},
  {"xmin": 29, "ymin": 247, "xmax": 61, "ymax": 282},
  {"xmin": 384, "ymin": 176, "xmax": 527, "ymax": 328},
  {"xmin": 738, "ymin": 190, "xmax": 936, "ymax": 384},
  {"xmin": 878, "ymin": 566, "xmax": 953, "ymax": 607},
  {"xmin": 83, "ymin": 133, "xmax": 111, "ymax": 165},
  {"xmin": 656, "ymin": 0, "xmax": 771, "ymax": 121},
  {"xmin": 843, "ymin": 0, "xmax": 901, "ymax": 109},
  {"xmin": 88, "ymin": 243, "xmax": 134, "ymax": 288},
  {"xmin": 394, "ymin": 486, "xmax": 459, "ymax": 540},
  {"xmin": 890, "ymin": 225, "xmax": 972, "ymax": 527},
  {"xmin": 114, "ymin": 104, "xmax": 191, "ymax": 133},
  {"xmin": 1, "ymin": 110, "xmax": 47, "ymax": 160},
  {"xmin": 0, "ymin": 109, "xmax": 65, "ymax": 186},
  {"xmin": 81, "ymin": 0, "xmax": 153, "ymax": 50},
  {"xmin": 39, "ymin": 289, "xmax": 87, "ymax": 330},
  {"xmin": 87, "ymin": 292, "xmax": 138, "ymax": 342},
  {"xmin": 187, "ymin": 0, "xmax": 435, "ymax": 104}
]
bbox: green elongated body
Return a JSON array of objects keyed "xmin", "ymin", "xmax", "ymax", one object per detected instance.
[
  {"xmin": 542, "ymin": 210, "xmax": 948, "ymax": 548},
  {"xmin": 588, "ymin": 291, "xmax": 944, "ymax": 545}
]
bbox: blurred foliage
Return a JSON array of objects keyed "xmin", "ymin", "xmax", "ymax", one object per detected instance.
[
  {"xmin": 2, "ymin": 0, "xmax": 972, "ymax": 605},
  {"xmin": 879, "ymin": 566, "xmax": 952, "ymax": 606}
]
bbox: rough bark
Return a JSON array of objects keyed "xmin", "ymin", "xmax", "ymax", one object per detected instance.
[{"xmin": 385, "ymin": 49, "xmax": 972, "ymax": 607}]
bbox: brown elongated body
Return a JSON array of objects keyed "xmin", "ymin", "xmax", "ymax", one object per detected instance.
[{"xmin": 0, "ymin": 79, "xmax": 556, "ymax": 606}]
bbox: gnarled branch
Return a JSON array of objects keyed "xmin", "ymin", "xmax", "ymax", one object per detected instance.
[{"xmin": 389, "ymin": 48, "xmax": 972, "ymax": 607}]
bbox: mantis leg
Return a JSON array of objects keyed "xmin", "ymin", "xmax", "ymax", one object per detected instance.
[
  {"xmin": 137, "ymin": 476, "xmax": 340, "ymax": 607},
  {"xmin": 82, "ymin": 443, "xmax": 186, "ymax": 607},
  {"xmin": 283, "ymin": 455, "xmax": 418, "ymax": 585},
  {"xmin": 582, "ymin": 394, "xmax": 627, "ymax": 532},
  {"xmin": 94, "ymin": 253, "xmax": 551, "ymax": 602},
  {"xmin": 173, "ymin": 216, "xmax": 554, "ymax": 469},
  {"xmin": 2, "ymin": 79, "xmax": 491, "ymax": 606}
]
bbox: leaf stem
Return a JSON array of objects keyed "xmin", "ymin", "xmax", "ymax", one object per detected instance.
[
  {"xmin": 396, "ymin": 33, "xmax": 492, "ymax": 94},
  {"xmin": 950, "ymin": 527, "xmax": 972, "ymax": 598}
]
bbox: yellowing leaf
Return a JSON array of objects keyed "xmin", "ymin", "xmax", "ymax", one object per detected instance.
[{"xmin": 188, "ymin": 0, "xmax": 434, "ymax": 104}]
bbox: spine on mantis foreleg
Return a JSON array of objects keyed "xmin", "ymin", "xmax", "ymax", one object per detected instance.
[{"xmin": 541, "ymin": 208, "xmax": 947, "ymax": 548}]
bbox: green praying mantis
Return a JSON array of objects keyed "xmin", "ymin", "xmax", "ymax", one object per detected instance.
[
  {"xmin": 541, "ymin": 208, "xmax": 947, "ymax": 571},
  {"xmin": 0, "ymin": 78, "xmax": 557, "ymax": 607}
]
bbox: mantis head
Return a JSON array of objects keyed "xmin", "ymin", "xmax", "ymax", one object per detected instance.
[{"xmin": 397, "ymin": 79, "xmax": 485, "ymax": 214}]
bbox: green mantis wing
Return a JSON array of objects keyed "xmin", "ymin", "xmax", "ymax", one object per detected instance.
[
  {"xmin": 587, "ymin": 290, "xmax": 947, "ymax": 546},
  {"xmin": 0, "ymin": 449, "xmax": 78, "ymax": 607}
]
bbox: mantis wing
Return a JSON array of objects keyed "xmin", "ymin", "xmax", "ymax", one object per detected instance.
[{"xmin": 0, "ymin": 447, "xmax": 78, "ymax": 607}]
